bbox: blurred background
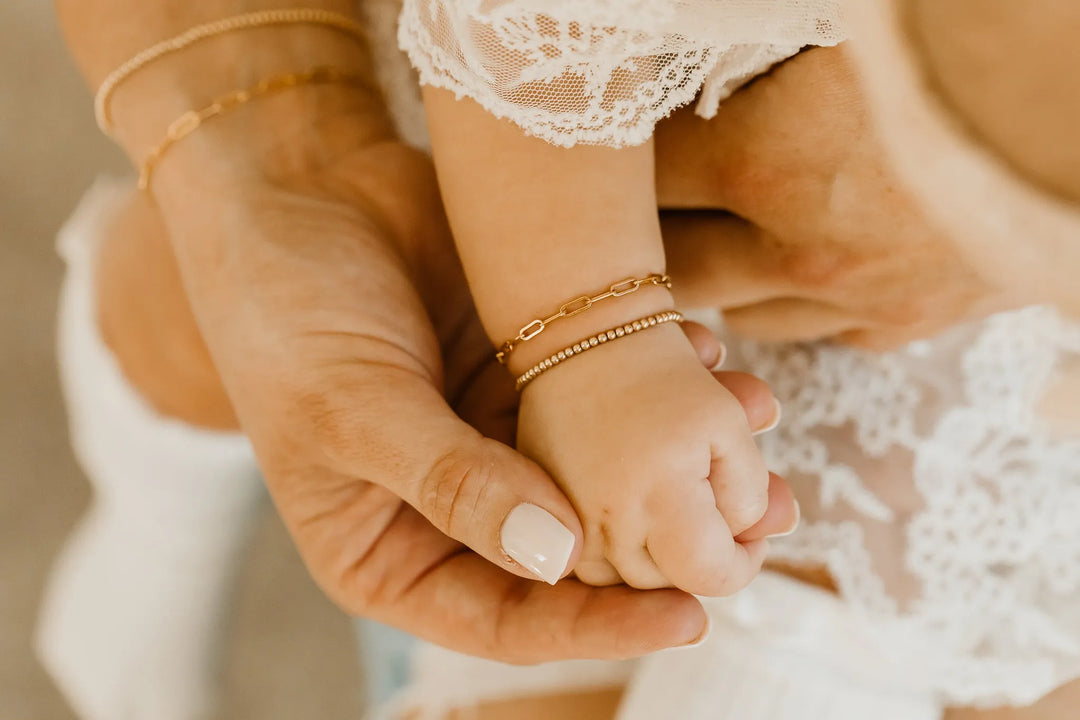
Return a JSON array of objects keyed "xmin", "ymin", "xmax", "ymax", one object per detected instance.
[{"xmin": 1, "ymin": 2, "xmax": 363, "ymax": 717}]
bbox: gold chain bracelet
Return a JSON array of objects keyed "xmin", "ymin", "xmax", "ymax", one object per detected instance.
[
  {"xmin": 94, "ymin": 8, "xmax": 368, "ymax": 135},
  {"xmin": 495, "ymin": 274, "xmax": 672, "ymax": 364},
  {"xmin": 515, "ymin": 311, "xmax": 683, "ymax": 391},
  {"xmin": 137, "ymin": 66, "xmax": 367, "ymax": 191}
]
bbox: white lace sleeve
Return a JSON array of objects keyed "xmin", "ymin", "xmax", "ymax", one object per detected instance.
[{"xmin": 397, "ymin": 0, "xmax": 847, "ymax": 147}]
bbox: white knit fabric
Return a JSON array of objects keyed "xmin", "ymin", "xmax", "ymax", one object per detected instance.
[
  {"xmin": 397, "ymin": 0, "xmax": 847, "ymax": 147},
  {"xmin": 36, "ymin": 178, "xmax": 264, "ymax": 720}
]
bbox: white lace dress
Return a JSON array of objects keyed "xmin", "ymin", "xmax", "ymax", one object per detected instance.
[{"xmin": 361, "ymin": 1, "xmax": 1080, "ymax": 718}]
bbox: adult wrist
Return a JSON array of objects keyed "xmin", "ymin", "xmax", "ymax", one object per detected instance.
[{"xmin": 106, "ymin": 16, "xmax": 394, "ymax": 192}]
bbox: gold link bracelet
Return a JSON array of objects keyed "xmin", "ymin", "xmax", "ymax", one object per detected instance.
[
  {"xmin": 495, "ymin": 273, "xmax": 672, "ymax": 364},
  {"xmin": 137, "ymin": 66, "xmax": 368, "ymax": 190},
  {"xmin": 94, "ymin": 8, "xmax": 368, "ymax": 135},
  {"xmin": 515, "ymin": 311, "xmax": 684, "ymax": 391}
]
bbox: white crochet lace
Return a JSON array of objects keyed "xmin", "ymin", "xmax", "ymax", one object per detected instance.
[
  {"xmin": 725, "ymin": 307, "xmax": 1080, "ymax": 707},
  {"xmin": 397, "ymin": 0, "xmax": 847, "ymax": 147}
]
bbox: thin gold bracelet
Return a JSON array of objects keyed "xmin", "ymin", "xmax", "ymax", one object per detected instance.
[
  {"xmin": 137, "ymin": 66, "xmax": 367, "ymax": 191},
  {"xmin": 515, "ymin": 311, "xmax": 683, "ymax": 391},
  {"xmin": 94, "ymin": 8, "xmax": 368, "ymax": 136},
  {"xmin": 496, "ymin": 274, "xmax": 672, "ymax": 364}
]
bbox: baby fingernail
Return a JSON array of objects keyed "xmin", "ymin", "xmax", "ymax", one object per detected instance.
[
  {"xmin": 501, "ymin": 503, "xmax": 575, "ymax": 585},
  {"xmin": 753, "ymin": 397, "xmax": 783, "ymax": 436},
  {"xmin": 767, "ymin": 499, "xmax": 801, "ymax": 538},
  {"xmin": 709, "ymin": 343, "xmax": 728, "ymax": 372}
]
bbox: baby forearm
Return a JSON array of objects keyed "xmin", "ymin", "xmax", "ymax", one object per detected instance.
[{"xmin": 423, "ymin": 87, "xmax": 674, "ymax": 370}]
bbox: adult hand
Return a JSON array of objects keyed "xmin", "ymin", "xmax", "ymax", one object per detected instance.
[
  {"xmin": 102, "ymin": 66, "xmax": 795, "ymax": 661},
  {"xmin": 655, "ymin": 45, "xmax": 1029, "ymax": 350}
]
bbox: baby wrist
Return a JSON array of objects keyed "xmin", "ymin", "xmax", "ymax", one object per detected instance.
[{"xmin": 495, "ymin": 273, "xmax": 676, "ymax": 374}]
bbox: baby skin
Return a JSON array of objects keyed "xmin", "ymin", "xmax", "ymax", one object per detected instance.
[{"xmin": 423, "ymin": 87, "xmax": 782, "ymax": 594}]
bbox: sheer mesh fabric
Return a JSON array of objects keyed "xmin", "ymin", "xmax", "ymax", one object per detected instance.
[{"xmin": 398, "ymin": 0, "xmax": 847, "ymax": 146}]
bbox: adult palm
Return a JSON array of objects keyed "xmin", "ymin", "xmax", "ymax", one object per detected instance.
[{"xmin": 142, "ymin": 108, "xmax": 790, "ymax": 661}]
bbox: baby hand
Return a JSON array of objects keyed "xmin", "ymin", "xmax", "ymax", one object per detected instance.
[{"xmin": 517, "ymin": 321, "xmax": 773, "ymax": 595}]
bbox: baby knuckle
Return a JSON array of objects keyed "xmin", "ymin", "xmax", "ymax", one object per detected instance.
[
  {"xmin": 735, "ymin": 484, "xmax": 770, "ymax": 520},
  {"xmin": 694, "ymin": 567, "xmax": 735, "ymax": 597}
]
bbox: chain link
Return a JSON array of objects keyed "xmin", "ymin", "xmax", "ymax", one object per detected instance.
[
  {"xmin": 495, "ymin": 273, "xmax": 672, "ymax": 364},
  {"xmin": 94, "ymin": 8, "xmax": 369, "ymax": 135},
  {"xmin": 138, "ymin": 66, "xmax": 369, "ymax": 190}
]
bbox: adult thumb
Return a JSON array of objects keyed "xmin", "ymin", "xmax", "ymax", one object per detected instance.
[{"xmin": 318, "ymin": 367, "xmax": 582, "ymax": 585}]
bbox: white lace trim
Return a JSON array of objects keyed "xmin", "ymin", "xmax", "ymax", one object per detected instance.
[{"xmin": 397, "ymin": 0, "xmax": 847, "ymax": 147}]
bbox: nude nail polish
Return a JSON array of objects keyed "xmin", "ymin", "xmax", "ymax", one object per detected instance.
[
  {"xmin": 753, "ymin": 397, "xmax": 783, "ymax": 436},
  {"xmin": 500, "ymin": 503, "xmax": 575, "ymax": 585}
]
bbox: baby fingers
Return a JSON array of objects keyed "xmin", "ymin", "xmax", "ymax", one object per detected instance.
[{"xmin": 645, "ymin": 481, "xmax": 768, "ymax": 597}]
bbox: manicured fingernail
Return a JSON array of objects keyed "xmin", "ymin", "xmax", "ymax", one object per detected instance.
[
  {"xmin": 752, "ymin": 397, "xmax": 783, "ymax": 436},
  {"xmin": 709, "ymin": 343, "xmax": 728, "ymax": 372},
  {"xmin": 682, "ymin": 615, "xmax": 712, "ymax": 648},
  {"xmin": 767, "ymin": 499, "xmax": 801, "ymax": 538},
  {"xmin": 501, "ymin": 503, "xmax": 575, "ymax": 585}
]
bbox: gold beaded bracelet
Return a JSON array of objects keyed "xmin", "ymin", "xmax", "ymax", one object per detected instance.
[
  {"xmin": 515, "ymin": 310, "xmax": 683, "ymax": 391},
  {"xmin": 94, "ymin": 8, "xmax": 368, "ymax": 136},
  {"xmin": 495, "ymin": 274, "xmax": 672, "ymax": 364},
  {"xmin": 137, "ymin": 66, "xmax": 368, "ymax": 190}
]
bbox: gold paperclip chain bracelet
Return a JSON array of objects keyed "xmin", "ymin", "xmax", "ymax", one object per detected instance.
[
  {"xmin": 495, "ymin": 273, "xmax": 672, "ymax": 364},
  {"xmin": 137, "ymin": 66, "xmax": 368, "ymax": 190}
]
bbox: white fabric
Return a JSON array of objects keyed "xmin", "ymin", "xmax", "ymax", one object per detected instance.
[
  {"xmin": 620, "ymin": 574, "xmax": 941, "ymax": 720},
  {"xmin": 724, "ymin": 307, "xmax": 1080, "ymax": 709},
  {"xmin": 36, "ymin": 178, "xmax": 264, "ymax": 720},
  {"xmin": 397, "ymin": 0, "xmax": 847, "ymax": 147},
  {"xmin": 392, "ymin": 573, "xmax": 942, "ymax": 720},
  {"xmin": 386, "ymin": 648, "xmax": 635, "ymax": 720}
]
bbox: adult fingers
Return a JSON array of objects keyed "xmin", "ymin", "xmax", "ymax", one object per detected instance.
[
  {"xmin": 307, "ymin": 364, "xmax": 583, "ymax": 585},
  {"xmin": 711, "ymin": 370, "xmax": 781, "ymax": 435},
  {"xmin": 662, "ymin": 212, "xmax": 794, "ymax": 309},
  {"xmin": 353, "ymin": 505, "xmax": 709, "ymax": 662},
  {"xmin": 723, "ymin": 298, "xmax": 869, "ymax": 342}
]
